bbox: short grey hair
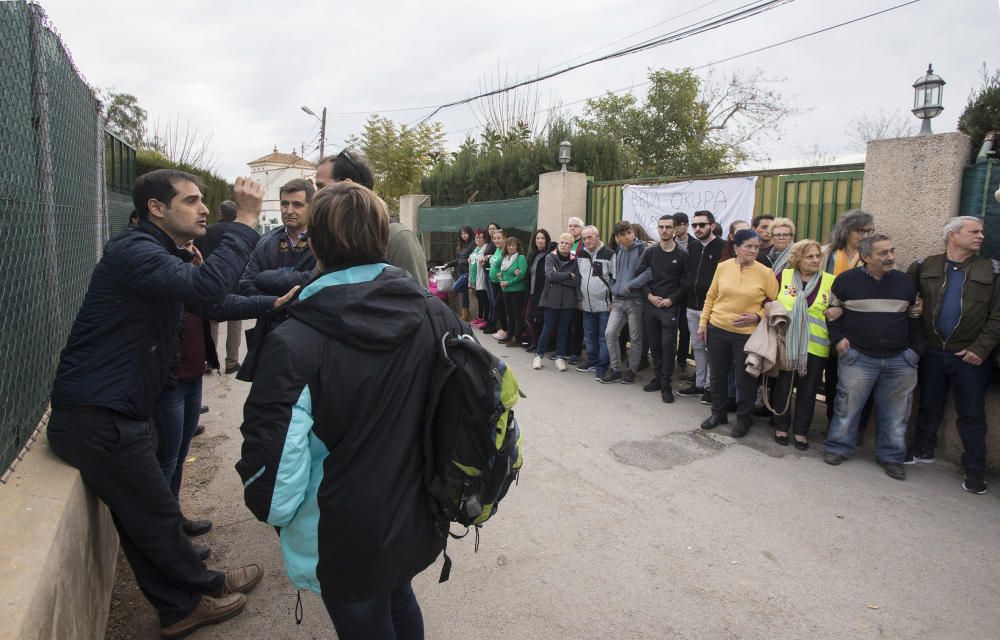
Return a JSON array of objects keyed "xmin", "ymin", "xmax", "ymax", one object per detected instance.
[
  {"xmin": 567, "ymin": 216, "xmax": 584, "ymax": 227},
  {"xmin": 581, "ymin": 225, "xmax": 599, "ymax": 237},
  {"xmin": 858, "ymin": 233, "xmax": 891, "ymax": 259},
  {"xmin": 943, "ymin": 216, "xmax": 982, "ymax": 242},
  {"xmin": 828, "ymin": 209, "xmax": 874, "ymax": 251}
]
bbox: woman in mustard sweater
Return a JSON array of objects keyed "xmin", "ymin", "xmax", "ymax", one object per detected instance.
[
  {"xmin": 498, "ymin": 236, "xmax": 528, "ymax": 347},
  {"xmin": 697, "ymin": 229, "xmax": 780, "ymax": 437}
]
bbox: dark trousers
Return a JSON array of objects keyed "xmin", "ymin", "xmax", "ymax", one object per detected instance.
[
  {"xmin": 502, "ymin": 290, "xmax": 526, "ymax": 342},
  {"xmin": 154, "ymin": 378, "xmax": 202, "ymax": 498},
  {"xmin": 524, "ymin": 295, "xmax": 542, "ymax": 347},
  {"xmin": 772, "ymin": 354, "xmax": 827, "ymax": 436},
  {"xmin": 707, "ymin": 325, "xmax": 757, "ymax": 419},
  {"xmin": 914, "ymin": 347, "xmax": 993, "ymax": 475},
  {"xmin": 537, "ymin": 307, "xmax": 574, "ymax": 358},
  {"xmin": 322, "ymin": 580, "xmax": 424, "ymax": 640},
  {"xmin": 490, "ymin": 282, "xmax": 506, "ymax": 331},
  {"xmin": 475, "ymin": 289, "xmax": 489, "ymax": 321},
  {"xmin": 47, "ymin": 407, "xmax": 223, "ymax": 627},
  {"xmin": 676, "ymin": 304, "xmax": 690, "ymax": 366},
  {"xmin": 568, "ymin": 309, "xmax": 584, "ymax": 357},
  {"xmin": 645, "ymin": 303, "xmax": 679, "ymax": 387}
]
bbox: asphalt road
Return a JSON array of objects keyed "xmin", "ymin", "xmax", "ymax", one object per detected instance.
[{"xmin": 113, "ymin": 328, "xmax": 1000, "ymax": 639}]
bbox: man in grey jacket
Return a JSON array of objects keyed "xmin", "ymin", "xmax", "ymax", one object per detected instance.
[
  {"xmin": 577, "ymin": 225, "xmax": 615, "ymax": 378},
  {"xmin": 601, "ymin": 221, "xmax": 646, "ymax": 384}
]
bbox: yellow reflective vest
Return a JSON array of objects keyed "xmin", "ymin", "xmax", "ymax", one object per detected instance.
[{"xmin": 776, "ymin": 269, "xmax": 835, "ymax": 358}]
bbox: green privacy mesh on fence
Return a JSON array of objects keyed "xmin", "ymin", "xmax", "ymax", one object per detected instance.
[{"xmin": 0, "ymin": 3, "xmax": 106, "ymax": 477}]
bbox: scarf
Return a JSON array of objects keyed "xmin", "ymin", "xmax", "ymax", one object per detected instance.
[
  {"xmin": 785, "ymin": 269, "xmax": 821, "ymax": 376},
  {"xmin": 501, "ymin": 252, "xmax": 520, "ymax": 271},
  {"xmin": 770, "ymin": 245, "xmax": 791, "ymax": 274}
]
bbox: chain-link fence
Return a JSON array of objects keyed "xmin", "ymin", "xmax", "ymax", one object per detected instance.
[{"xmin": 0, "ymin": 2, "xmax": 107, "ymax": 478}]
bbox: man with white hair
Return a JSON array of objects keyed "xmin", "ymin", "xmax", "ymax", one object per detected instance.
[
  {"xmin": 905, "ymin": 216, "xmax": 1000, "ymax": 495},
  {"xmin": 576, "ymin": 225, "xmax": 614, "ymax": 378}
]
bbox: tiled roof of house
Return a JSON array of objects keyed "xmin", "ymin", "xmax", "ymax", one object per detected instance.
[{"xmin": 248, "ymin": 146, "xmax": 316, "ymax": 168}]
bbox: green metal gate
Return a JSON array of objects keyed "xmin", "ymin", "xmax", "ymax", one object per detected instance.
[{"xmin": 587, "ymin": 163, "xmax": 865, "ymax": 244}]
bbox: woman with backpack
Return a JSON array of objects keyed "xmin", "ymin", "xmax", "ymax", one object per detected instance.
[
  {"xmin": 444, "ymin": 225, "xmax": 476, "ymax": 321},
  {"xmin": 533, "ymin": 232, "xmax": 581, "ymax": 372},
  {"xmin": 237, "ymin": 181, "xmax": 451, "ymax": 640}
]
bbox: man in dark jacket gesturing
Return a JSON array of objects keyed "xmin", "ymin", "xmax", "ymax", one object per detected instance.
[{"xmin": 47, "ymin": 170, "xmax": 267, "ymax": 638}]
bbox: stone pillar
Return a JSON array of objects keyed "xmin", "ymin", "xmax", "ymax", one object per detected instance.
[
  {"xmin": 860, "ymin": 131, "xmax": 1000, "ymax": 473},
  {"xmin": 538, "ymin": 171, "xmax": 588, "ymax": 238},
  {"xmin": 860, "ymin": 132, "xmax": 971, "ymax": 268},
  {"xmin": 399, "ymin": 194, "xmax": 431, "ymax": 255}
]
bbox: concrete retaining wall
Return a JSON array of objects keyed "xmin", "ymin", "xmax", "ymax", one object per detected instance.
[{"xmin": 0, "ymin": 429, "xmax": 118, "ymax": 640}]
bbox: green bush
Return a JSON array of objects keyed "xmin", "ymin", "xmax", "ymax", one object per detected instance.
[
  {"xmin": 135, "ymin": 150, "xmax": 232, "ymax": 223},
  {"xmin": 958, "ymin": 65, "xmax": 1000, "ymax": 164}
]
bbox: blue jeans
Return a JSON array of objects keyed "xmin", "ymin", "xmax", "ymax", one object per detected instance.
[
  {"xmin": 582, "ymin": 310, "xmax": 610, "ymax": 376},
  {"xmin": 322, "ymin": 580, "xmax": 423, "ymax": 640},
  {"xmin": 453, "ymin": 273, "xmax": 469, "ymax": 309},
  {"xmin": 154, "ymin": 378, "xmax": 203, "ymax": 498},
  {"xmin": 824, "ymin": 348, "xmax": 918, "ymax": 463},
  {"xmin": 914, "ymin": 347, "xmax": 993, "ymax": 474},
  {"xmin": 537, "ymin": 307, "xmax": 573, "ymax": 358}
]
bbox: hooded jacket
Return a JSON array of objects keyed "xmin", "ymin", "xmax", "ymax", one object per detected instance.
[
  {"xmin": 609, "ymin": 241, "xmax": 645, "ymax": 300},
  {"xmin": 577, "ymin": 243, "xmax": 615, "ymax": 313},
  {"xmin": 239, "ymin": 226, "xmax": 317, "ymax": 296},
  {"xmin": 236, "ymin": 264, "xmax": 445, "ymax": 601}
]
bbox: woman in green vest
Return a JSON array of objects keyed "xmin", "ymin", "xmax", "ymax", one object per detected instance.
[
  {"xmin": 771, "ymin": 239, "xmax": 835, "ymax": 450},
  {"xmin": 498, "ymin": 236, "xmax": 528, "ymax": 347}
]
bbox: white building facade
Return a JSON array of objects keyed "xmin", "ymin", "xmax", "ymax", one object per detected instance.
[{"xmin": 247, "ymin": 148, "xmax": 317, "ymax": 233}]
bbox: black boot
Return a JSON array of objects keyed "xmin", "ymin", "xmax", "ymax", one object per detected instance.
[
  {"xmin": 700, "ymin": 414, "xmax": 728, "ymax": 430},
  {"xmin": 730, "ymin": 417, "xmax": 752, "ymax": 438}
]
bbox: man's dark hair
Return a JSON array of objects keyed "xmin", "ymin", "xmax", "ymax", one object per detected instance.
[
  {"xmin": 219, "ymin": 200, "xmax": 237, "ymax": 222},
  {"xmin": 280, "ymin": 178, "xmax": 316, "ymax": 203},
  {"xmin": 132, "ymin": 169, "xmax": 204, "ymax": 219},
  {"xmin": 692, "ymin": 210, "xmax": 715, "ymax": 224},
  {"xmin": 859, "ymin": 233, "xmax": 891, "ymax": 260},
  {"xmin": 671, "ymin": 212, "xmax": 688, "ymax": 225},
  {"xmin": 319, "ymin": 149, "xmax": 376, "ymax": 190},
  {"xmin": 658, "ymin": 214, "xmax": 674, "ymax": 223},
  {"xmin": 613, "ymin": 220, "xmax": 633, "ymax": 236},
  {"xmin": 752, "ymin": 214, "xmax": 774, "ymax": 229}
]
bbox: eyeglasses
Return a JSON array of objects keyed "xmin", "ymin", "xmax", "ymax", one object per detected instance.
[
  {"xmin": 854, "ymin": 227, "xmax": 875, "ymax": 235},
  {"xmin": 691, "ymin": 222, "xmax": 711, "ymax": 228},
  {"xmin": 772, "ymin": 232, "xmax": 792, "ymax": 238}
]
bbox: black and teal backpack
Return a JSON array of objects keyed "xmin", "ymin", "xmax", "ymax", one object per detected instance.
[{"xmin": 421, "ymin": 295, "xmax": 524, "ymax": 581}]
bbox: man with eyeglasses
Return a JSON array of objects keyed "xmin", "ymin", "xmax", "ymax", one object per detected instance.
[
  {"xmin": 628, "ymin": 214, "xmax": 687, "ymax": 402},
  {"xmin": 678, "ymin": 211, "xmax": 726, "ymax": 402}
]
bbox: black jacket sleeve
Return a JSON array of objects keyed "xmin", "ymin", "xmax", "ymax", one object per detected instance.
[{"xmin": 255, "ymin": 269, "xmax": 311, "ymax": 296}]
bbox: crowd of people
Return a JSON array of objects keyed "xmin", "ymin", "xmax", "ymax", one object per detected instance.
[
  {"xmin": 45, "ymin": 142, "xmax": 998, "ymax": 639},
  {"xmin": 446, "ymin": 210, "xmax": 999, "ymax": 492}
]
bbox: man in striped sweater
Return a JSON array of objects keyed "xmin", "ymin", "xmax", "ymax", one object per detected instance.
[{"xmin": 823, "ymin": 233, "xmax": 924, "ymax": 480}]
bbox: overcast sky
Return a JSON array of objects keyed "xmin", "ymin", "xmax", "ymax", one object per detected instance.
[{"xmin": 39, "ymin": 0, "xmax": 998, "ymax": 181}]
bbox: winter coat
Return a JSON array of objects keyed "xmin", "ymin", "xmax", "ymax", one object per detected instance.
[
  {"xmin": 577, "ymin": 243, "xmax": 614, "ymax": 313},
  {"xmin": 539, "ymin": 251, "xmax": 580, "ymax": 310},
  {"xmin": 237, "ymin": 264, "xmax": 449, "ymax": 600},
  {"xmin": 446, "ymin": 239, "xmax": 476, "ymax": 275},
  {"xmin": 239, "ymin": 226, "xmax": 317, "ymax": 296},
  {"xmin": 51, "ymin": 220, "xmax": 260, "ymax": 418}
]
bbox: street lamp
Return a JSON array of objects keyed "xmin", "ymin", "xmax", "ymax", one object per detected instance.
[
  {"xmin": 558, "ymin": 140, "xmax": 572, "ymax": 172},
  {"xmin": 911, "ymin": 64, "xmax": 945, "ymax": 135},
  {"xmin": 301, "ymin": 105, "xmax": 327, "ymax": 158}
]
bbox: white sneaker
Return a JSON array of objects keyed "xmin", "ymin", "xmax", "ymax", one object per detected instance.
[
  {"xmin": 555, "ymin": 358, "xmax": 567, "ymax": 371},
  {"xmin": 492, "ymin": 331, "xmax": 507, "ymax": 341},
  {"xmin": 532, "ymin": 356, "xmax": 542, "ymax": 370}
]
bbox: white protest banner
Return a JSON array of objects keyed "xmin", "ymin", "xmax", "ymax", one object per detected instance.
[{"xmin": 622, "ymin": 176, "xmax": 758, "ymax": 240}]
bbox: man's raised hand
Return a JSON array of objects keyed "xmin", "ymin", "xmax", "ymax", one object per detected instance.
[{"xmin": 233, "ymin": 177, "xmax": 265, "ymax": 228}]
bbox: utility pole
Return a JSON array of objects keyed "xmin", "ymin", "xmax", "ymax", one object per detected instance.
[{"xmin": 319, "ymin": 107, "xmax": 327, "ymax": 159}]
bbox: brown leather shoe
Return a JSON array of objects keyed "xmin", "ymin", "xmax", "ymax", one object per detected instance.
[
  {"xmin": 210, "ymin": 564, "xmax": 263, "ymax": 597},
  {"xmin": 161, "ymin": 593, "xmax": 245, "ymax": 639}
]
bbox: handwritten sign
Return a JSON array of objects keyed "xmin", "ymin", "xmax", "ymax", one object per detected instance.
[{"xmin": 622, "ymin": 177, "xmax": 758, "ymax": 240}]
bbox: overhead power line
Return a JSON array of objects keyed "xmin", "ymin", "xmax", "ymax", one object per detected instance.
[{"xmin": 438, "ymin": 0, "xmax": 923, "ymax": 140}]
